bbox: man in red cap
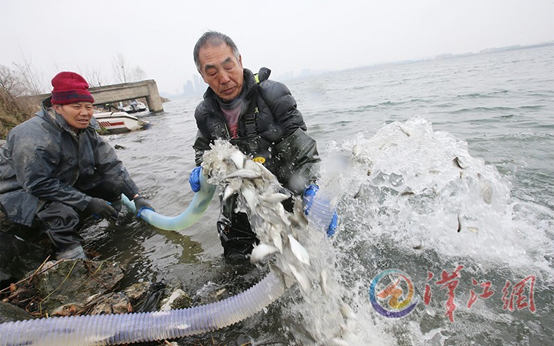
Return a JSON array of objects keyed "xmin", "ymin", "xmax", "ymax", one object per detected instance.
[{"xmin": 0, "ymin": 71, "xmax": 154, "ymax": 260}]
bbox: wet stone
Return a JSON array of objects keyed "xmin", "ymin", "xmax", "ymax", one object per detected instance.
[
  {"xmin": 89, "ymin": 292, "xmax": 132, "ymax": 315},
  {"xmin": 123, "ymin": 282, "xmax": 150, "ymax": 303},
  {"xmin": 160, "ymin": 288, "xmax": 192, "ymax": 311},
  {"xmin": 0, "ymin": 301, "xmax": 33, "ymax": 323}
]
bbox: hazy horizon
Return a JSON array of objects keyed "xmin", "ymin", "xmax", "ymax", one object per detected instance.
[{"xmin": 2, "ymin": 0, "xmax": 553, "ymax": 96}]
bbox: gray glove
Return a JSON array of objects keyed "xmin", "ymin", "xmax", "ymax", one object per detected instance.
[
  {"xmin": 133, "ymin": 196, "xmax": 154, "ymax": 217},
  {"xmin": 86, "ymin": 197, "xmax": 117, "ymax": 219}
]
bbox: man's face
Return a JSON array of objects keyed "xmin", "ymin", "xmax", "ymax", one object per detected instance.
[
  {"xmin": 53, "ymin": 102, "xmax": 94, "ymax": 129},
  {"xmin": 198, "ymin": 43, "xmax": 244, "ymax": 101}
]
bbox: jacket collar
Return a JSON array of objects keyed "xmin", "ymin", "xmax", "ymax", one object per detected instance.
[{"xmin": 38, "ymin": 97, "xmax": 91, "ymax": 135}]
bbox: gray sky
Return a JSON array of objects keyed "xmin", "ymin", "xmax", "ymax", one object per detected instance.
[{"xmin": 2, "ymin": 0, "xmax": 553, "ymax": 95}]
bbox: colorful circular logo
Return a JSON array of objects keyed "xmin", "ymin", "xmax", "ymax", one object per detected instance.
[{"xmin": 369, "ymin": 269, "xmax": 418, "ymax": 318}]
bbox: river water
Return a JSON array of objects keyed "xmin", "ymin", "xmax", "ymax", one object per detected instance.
[{"xmin": 90, "ymin": 44, "xmax": 553, "ymax": 345}]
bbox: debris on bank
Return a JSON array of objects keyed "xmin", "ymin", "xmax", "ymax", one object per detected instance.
[{"xmin": 0, "ymin": 259, "xmax": 155, "ymax": 321}]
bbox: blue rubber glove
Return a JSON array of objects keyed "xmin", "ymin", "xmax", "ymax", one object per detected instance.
[
  {"xmin": 189, "ymin": 166, "xmax": 202, "ymax": 193},
  {"xmin": 303, "ymin": 184, "xmax": 338, "ymax": 237},
  {"xmin": 327, "ymin": 211, "xmax": 338, "ymax": 237},
  {"xmin": 303, "ymin": 184, "xmax": 319, "ymax": 215}
]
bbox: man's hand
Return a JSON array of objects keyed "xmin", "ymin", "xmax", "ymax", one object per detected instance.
[
  {"xmin": 303, "ymin": 184, "xmax": 338, "ymax": 237},
  {"xmin": 134, "ymin": 196, "xmax": 154, "ymax": 216},
  {"xmin": 189, "ymin": 166, "xmax": 202, "ymax": 193},
  {"xmin": 86, "ymin": 197, "xmax": 118, "ymax": 219},
  {"xmin": 302, "ymin": 184, "xmax": 320, "ymax": 215}
]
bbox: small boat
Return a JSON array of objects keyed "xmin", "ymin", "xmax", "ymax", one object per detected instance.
[
  {"xmin": 118, "ymin": 100, "xmax": 147, "ymax": 114},
  {"xmin": 93, "ymin": 111, "xmax": 150, "ymax": 134}
]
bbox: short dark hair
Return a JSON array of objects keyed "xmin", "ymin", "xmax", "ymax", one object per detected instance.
[{"xmin": 193, "ymin": 31, "xmax": 240, "ymax": 71}]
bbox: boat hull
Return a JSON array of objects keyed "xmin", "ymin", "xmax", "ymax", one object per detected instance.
[{"xmin": 93, "ymin": 111, "xmax": 149, "ymax": 134}]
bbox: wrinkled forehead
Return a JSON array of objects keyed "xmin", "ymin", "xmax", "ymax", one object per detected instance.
[{"xmin": 199, "ymin": 43, "xmax": 238, "ymax": 70}]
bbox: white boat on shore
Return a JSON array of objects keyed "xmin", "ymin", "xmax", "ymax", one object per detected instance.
[
  {"xmin": 93, "ymin": 111, "xmax": 150, "ymax": 134},
  {"xmin": 118, "ymin": 100, "xmax": 147, "ymax": 114}
]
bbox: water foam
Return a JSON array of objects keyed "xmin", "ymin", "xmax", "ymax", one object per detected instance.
[
  {"xmin": 200, "ymin": 118, "xmax": 552, "ymax": 344},
  {"xmin": 312, "ymin": 117, "xmax": 553, "ymax": 344},
  {"xmin": 327, "ymin": 117, "xmax": 552, "ymax": 273}
]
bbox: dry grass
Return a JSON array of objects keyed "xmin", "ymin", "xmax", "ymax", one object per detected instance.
[{"xmin": 0, "ymin": 89, "xmax": 36, "ymax": 139}]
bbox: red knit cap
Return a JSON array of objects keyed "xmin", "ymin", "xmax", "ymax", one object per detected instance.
[{"xmin": 51, "ymin": 71, "xmax": 94, "ymax": 105}]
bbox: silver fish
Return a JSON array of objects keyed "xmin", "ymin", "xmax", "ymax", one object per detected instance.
[
  {"xmin": 225, "ymin": 169, "xmax": 261, "ymax": 180},
  {"xmin": 340, "ymin": 303, "xmax": 355, "ymax": 319},
  {"xmin": 320, "ymin": 269, "xmax": 328, "ymax": 295},
  {"xmin": 262, "ymin": 192, "xmax": 290, "ymax": 204},
  {"xmin": 229, "ymin": 150, "xmax": 245, "ymax": 169},
  {"xmin": 287, "ymin": 262, "xmax": 310, "ymax": 292},
  {"xmin": 222, "ymin": 185, "xmax": 235, "ymax": 201},
  {"xmin": 288, "ymin": 235, "xmax": 310, "ymax": 265},
  {"xmin": 250, "ymin": 243, "xmax": 279, "ymax": 262},
  {"xmin": 244, "ymin": 159, "xmax": 262, "ymax": 174},
  {"xmin": 241, "ymin": 184, "xmax": 258, "ymax": 210},
  {"xmin": 269, "ymin": 226, "xmax": 283, "ymax": 253},
  {"xmin": 222, "ymin": 178, "xmax": 242, "ymax": 201}
]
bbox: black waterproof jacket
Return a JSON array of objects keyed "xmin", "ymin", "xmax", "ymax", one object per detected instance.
[
  {"xmin": 0, "ymin": 99, "xmax": 138, "ymax": 226},
  {"xmin": 193, "ymin": 68, "xmax": 319, "ymax": 194}
]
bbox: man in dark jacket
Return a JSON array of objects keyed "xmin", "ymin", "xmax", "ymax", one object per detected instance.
[
  {"xmin": 189, "ymin": 31, "xmax": 328, "ymax": 263},
  {"xmin": 0, "ymin": 71, "xmax": 153, "ymax": 259}
]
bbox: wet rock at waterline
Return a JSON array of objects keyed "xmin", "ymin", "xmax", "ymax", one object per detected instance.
[
  {"xmin": 160, "ymin": 288, "xmax": 193, "ymax": 311},
  {"xmin": 0, "ymin": 301, "xmax": 33, "ymax": 323}
]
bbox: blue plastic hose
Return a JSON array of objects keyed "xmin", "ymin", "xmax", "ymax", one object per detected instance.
[{"xmin": 123, "ymin": 171, "xmax": 216, "ymax": 231}]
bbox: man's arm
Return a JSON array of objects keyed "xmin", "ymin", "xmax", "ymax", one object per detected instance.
[
  {"xmin": 259, "ymin": 80, "xmax": 320, "ymax": 194},
  {"xmin": 273, "ymin": 128, "xmax": 320, "ymax": 195},
  {"xmin": 192, "ymin": 130, "xmax": 211, "ymax": 166},
  {"xmin": 260, "ymin": 80, "xmax": 307, "ymax": 136},
  {"xmin": 91, "ymin": 133, "xmax": 139, "ymax": 199},
  {"xmin": 10, "ymin": 133, "xmax": 91, "ymax": 210}
]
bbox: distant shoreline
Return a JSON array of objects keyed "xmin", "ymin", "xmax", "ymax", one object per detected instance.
[
  {"xmin": 333, "ymin": 41, "xmax": 554, "ymax": 76},
  {"xmin": 173, "ymin": 41, "xmax": 554, "ymax": 98}
]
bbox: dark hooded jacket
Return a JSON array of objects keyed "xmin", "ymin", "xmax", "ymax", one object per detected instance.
[
  {"xmin": 193, "ymin": 68, "xmax": 319, "ymax": 194},
  {"xmin": 0, "ymin": 99, "xmax": 138, "ymax": 226}
]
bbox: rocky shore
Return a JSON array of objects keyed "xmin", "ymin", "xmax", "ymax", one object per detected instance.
[{"xmin": 0, "ymin": 257, "xmax": 194, "ymax": 322}]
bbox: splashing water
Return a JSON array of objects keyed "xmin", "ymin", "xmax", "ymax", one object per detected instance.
[
  {"xmin": 201, "ymin": 141, "xmax": 391, "ymax": 344},
  {"xmin": 200, "ymin": 115, "xmax": 553, "ymax": 344},
  {"xmin": 318, "ymin": 117, "xmax": 553, "ymax": 344},
  {"xmin": 331, "ymin": 117, "xmax": 552, "ymax": 270}
]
